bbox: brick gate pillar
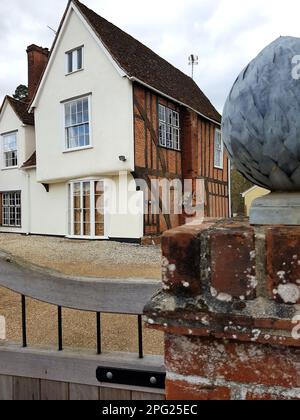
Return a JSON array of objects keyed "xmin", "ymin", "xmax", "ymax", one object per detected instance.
[{"xmin": 145, "ymin": 220, "xmax": 300, "ymax": 400}]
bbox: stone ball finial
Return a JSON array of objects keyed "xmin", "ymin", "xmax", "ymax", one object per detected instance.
[{"xmin": 222, "ymin": 36, "xmax": 300, "ymax": 191}]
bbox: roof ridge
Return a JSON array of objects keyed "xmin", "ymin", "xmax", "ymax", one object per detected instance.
[
  {"xmin": 7, "ymin": 95, "xmax": 30, "ymax": 106},
  {"xmin": 30, "ymin": 0, "xmax": 220, "ymax": 123},
  {"xmin": 74, "ymin": 0, "xmax": 195, "ymax": 82},
  {"xmin": 6, "ymin": 95, "xmax": 34, "ymax": 126},
  {"xmin": 73, "ymin": 0, "xmax": 221, "ymax": 123}
]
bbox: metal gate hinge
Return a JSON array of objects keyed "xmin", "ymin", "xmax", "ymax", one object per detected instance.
[{"xmin": 96, "ymin": 367, "xmax": 166, "ymax": 389}]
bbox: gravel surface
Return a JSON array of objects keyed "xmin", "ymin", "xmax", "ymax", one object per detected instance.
[
  {"xmin": 0, "ymin": 234, "xmax": 162, "ymax": 279},
  {"xmin": 0, "ymin": 234, "xmax": 164, "ymax": 355}
]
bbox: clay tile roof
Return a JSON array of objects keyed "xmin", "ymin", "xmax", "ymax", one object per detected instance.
[
  {"xmin": 6, "ymin": 96, "xmax": 34, "ymax": 126},
  {"xmin": 73, "ymin": 0, "xmax": 221, "ymax": 123},
  {"xmin": 22, "ymin": 151, "xmax": 36, "ymax": 169}
]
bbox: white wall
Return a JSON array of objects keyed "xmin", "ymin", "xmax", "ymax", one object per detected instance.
[
  {"xmin": 0, "ymin": 169, "xmax": 29, "ymax": 234},
  {"xmin": 34, "ymin": 7, "xmax": 134, "ymax": 184},
  {"xmin": 0, "ymin": 101, "xmax": 34, "ymax": 233},
  {"xmin": 28, "ymin": 171, "xmax": 143, "ymax": 239},
  {"xmin": 28, "ymin": 170, "xmax": 68, "ymax": 236},
  {"xmin": 107, "ymin": 173, "xmax": 144, "ymax": 239},
  {"xmin": 0, "ymin": 104, "xmax": 143, "ymax": 238},
  {"xmin": 24, "ymin": 126, "xmax": 36, "ymax": 163},
  {"xmin": 0, "ymin": 102, "xmax": 27, "ymax": 166},
  {"xmin": 0, "ymin": 6, "xmax": 143, "ymax": 240}
]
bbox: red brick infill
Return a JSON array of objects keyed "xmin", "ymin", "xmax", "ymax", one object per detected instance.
[{"xmin": 145, "ymin": 219, "xmax": 300, "ymax": 400}]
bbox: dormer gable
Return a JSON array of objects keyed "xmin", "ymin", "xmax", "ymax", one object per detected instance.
[{"xmin": 0, "ymin": 96, "xmax": 34, "ymax": 127}]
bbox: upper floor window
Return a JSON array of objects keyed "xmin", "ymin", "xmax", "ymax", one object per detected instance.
[
  {"xmin": 2, "ymin": 132, "xmax": 18, "ymax": 168},
  {"xmin": 64, "ymin": 97, "xmax": 90, "ymax": 150},
  {"xmin": 159, "ymin": 104, "xmax": 180, "ymax": 151},
  {"xmin": 214, "ymin": 129, "xmax": 224, "ymax": 169},
  {"xmin": 66, "ymin": 47, "xmax": 83, "ymax": 74}
]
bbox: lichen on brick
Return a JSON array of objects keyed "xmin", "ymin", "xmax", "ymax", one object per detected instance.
[{"xmin": 277, "ymin": 283, "xmax": 300, "ymax": 304}]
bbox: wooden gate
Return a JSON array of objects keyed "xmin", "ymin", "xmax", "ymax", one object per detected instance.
[{"xmin": 0, "ymin": 254, "xmax": 165, "ymax": 400}]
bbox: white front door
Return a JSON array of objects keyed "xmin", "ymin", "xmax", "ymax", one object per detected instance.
[{"xmin": 69, "ymin": 180, "xmax": 105, "ymax": 238}]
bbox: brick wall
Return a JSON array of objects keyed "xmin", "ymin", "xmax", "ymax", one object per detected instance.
[{"xmin": 145, "ymin": 220, "xmax": 300, "ymax": 400}]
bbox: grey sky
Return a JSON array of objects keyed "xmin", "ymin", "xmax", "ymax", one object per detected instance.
[{"xmin": 1, "ymin": 0, "xmax": 300, "ymax": 112}]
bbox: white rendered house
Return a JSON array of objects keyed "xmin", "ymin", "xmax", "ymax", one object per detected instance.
[
  {"xmin": 0, "ymin": 2, "xmax": 143, "ymax": 240},
  {"xmin": 0, "ymin": 0, "xmax": 227, "ymax": 241}
]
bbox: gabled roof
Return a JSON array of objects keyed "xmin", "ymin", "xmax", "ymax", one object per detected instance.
[
  {"xmin": 22, "ymin": 151, "xmax": 36, "ymax": 169},
  {"xmin": 32, "ymin": 0, "xmax": 221, "ymax": 124},
  {"xmin": 74, "ymin": 1, "xmax": 221, "ymax": 123},
  {"xmin": 0, "ymin": 96, "xmax": 34, "ymax": 126}
]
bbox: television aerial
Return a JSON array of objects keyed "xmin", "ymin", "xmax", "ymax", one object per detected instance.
[{"xmin": 188, "ymin": 54, "xmax": 199, "ymax": 80}]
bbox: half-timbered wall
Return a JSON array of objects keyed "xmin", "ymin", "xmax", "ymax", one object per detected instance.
[
  {"xmin": 133, "ymin": 84, "xmax": 229, "ymax": 236},
  {"xmin": 133, "ymin": 84, "xmax": 183, "ymax": 235},
  {"xmin": 182, "ymin": 109, "xmax": 229, "ymax": 219}
]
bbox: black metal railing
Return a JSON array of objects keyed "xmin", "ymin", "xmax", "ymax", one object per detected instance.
[{"xmin": 20, "ymin": 294, "xmax": 144, "ymax": 358}]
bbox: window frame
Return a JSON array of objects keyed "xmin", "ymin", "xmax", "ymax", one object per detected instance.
[
  {"xmin": 1, "ymin": 131, "xmax": 18, "ymax": 169},
  {"xmin": 1, "ymin": 191, "xmax": 21, "ymax": 228},
  {"xmin": 214, "ymin": 129, "xmax": 224, "ymax": 170},
  {"xmin": 158, "ymin": 104, "xmax": 181, "ymax": 151},
  {"xmin": 65, "ymin": 46, "xmax": 84, "ymax": 75},
  {"xmin": 67, "ymin": 179, "xmax": 108, "ymax": 239},
  {"xmin": 62, "ymin": 95, "xmax": 92, "ymax": 152}
]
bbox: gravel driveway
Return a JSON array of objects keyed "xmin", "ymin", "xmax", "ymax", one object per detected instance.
[
  {"xmin": 0, "ymin": 234, "xmax": 164, "ymax": 355},
  {"xmin": 0, "ymin": 234, "xmax": 162, "ymax": 279}
]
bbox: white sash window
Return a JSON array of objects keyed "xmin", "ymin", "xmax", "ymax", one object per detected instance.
[
  {"xmin": 2, "ymin": 132, "xmax": 18, "ymax": 168},
  {"xmin": 214, "ymin": 129, "xmax": 224, "ymax": 169},
  {"xmin": 64, "ymin": 97, "xmax": 90, "ymax": 150}
]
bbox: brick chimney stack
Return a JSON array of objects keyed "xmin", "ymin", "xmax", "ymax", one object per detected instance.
[{"xmin": 26, "ymin": 45, "xmax": 49, "ymax": 103}]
